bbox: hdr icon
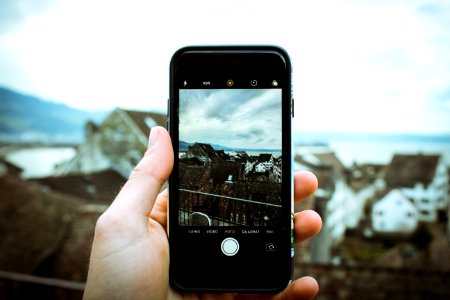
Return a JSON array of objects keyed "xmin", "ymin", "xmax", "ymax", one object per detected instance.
[{"xmin": 202, "ymin": 81, "xmax": 211, "ymax": 86}]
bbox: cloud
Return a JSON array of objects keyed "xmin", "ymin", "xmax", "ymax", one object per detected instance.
[
  {"xmin": 0, "ymin": 0, "xmax": 449, "ymax": 134},
  {"xmin": 203, "ymin": 90, "xmax": 260, "ymax": 122},
  {"xmin": 0, "ymin": 0, "xmax": 56, "ymax": 33},
  {"xmin": 179, "ymin": 89, "xmax": 282, "ymax": 149}
]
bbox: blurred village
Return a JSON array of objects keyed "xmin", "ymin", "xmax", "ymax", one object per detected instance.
[{"xmin": 1, "ymin": 108, "xmax": 450, "ymax": 299}]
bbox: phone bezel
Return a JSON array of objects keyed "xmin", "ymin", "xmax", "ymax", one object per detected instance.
[{"xmin": 168, "ymin": 45, "xmax": 293, "ymax": 293}]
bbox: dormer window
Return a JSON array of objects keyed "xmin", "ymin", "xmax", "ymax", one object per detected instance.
[{"xmin": 145, "ymin": 117, "xmax": 157, "ymax": 129}]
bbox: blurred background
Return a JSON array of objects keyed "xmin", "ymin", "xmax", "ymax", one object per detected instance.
[{"xmin": 0, "ymin": 0, "xmax": 449, "ymax": 299}]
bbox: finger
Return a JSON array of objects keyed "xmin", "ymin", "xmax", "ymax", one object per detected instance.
[
  {"xmin": 149, "ymin": 189, "xmax": 169, "ymax": 228},
  {"xmin": 110, "ymin": 126, "xmax": 174, "ymax": 216},
  {"xmin": 273, "ymin": 276, "xmax": 319, "ymax": 300},
  {"xmin": 294, "ymin": 171, "xmax": 318, "ymax": 201},
  {"xmin": 294, "ymin": 210, "xmax": 322, "ymax": 243}
]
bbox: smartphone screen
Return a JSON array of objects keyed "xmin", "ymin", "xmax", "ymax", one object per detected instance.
[{"xmin": 168, "ymin": 46, "xmax": 293, "ymax": 293}]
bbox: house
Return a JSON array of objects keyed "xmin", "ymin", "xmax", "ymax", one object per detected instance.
[
  {"xmin": 272, "ymin": 157, "xmax": 282, "ymax": 181},
  {"xmin": 235, "ymin": 151, "xmax": 249, "ymax": 160},
  {"xmin": 31, "ymin": 169, "xmax": 126, "ymax": 205},
  {"xmin": 0, "ymin": 156, "xmax": 23, "ymax": 177},
  {"xmin": 345, "ymin": 163, "xmax": 386, "ymax": 230},
  {"xmin": 0, "ymin": 174, "xmax": 106, "ymax": 283},
  {"xmin": 295, "ymin": 151, "xmax": 351, "ymax": 263},
  {"xmin": 255, "ymin": 162, "xmax": 267, "ymax": 173},
  {"xmin": 384, "ymin": 154, "xmax": 449, "ymax": 222},
  {"xmin": 257, "ymin": 153, "xmax": 274, "ymax": 169},
  {"xmin": 244, "ymin": 160, "xmax": 255, "ymax": 174},
  {"xmin": 185, "ymin": 143, "xmax": 225, "ymax": 164},
  {"xmin": 55, "ymin": 108, "xmax": 166, "ymax": 178},
  {"xmin": 253, "ymin": 154, "xmax": 274, "ymax": 173},
  {"xmin": 371, "ymin": 189, "xmax": 418, "ymax": 235}
]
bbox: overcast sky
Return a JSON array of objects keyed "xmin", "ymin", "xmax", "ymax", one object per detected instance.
[
  {"xmin": 180, "ymin": 89, "xmax": 281, "ymax": 149},
  {"xmin": 0, "ymin": 0, "xmax": 449, "ymax": 134}
]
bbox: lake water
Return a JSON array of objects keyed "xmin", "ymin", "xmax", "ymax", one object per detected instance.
[
  {"xmin": 296, "ymin": 138, "xmax": 450, "ymax": 168},
  {"xmin": 6, "ymin": 147, "xmax": 76, "ymax": 178},
  {"xmin": 330, "ymin": 140, "xmax": 450, "ymax": 167}
]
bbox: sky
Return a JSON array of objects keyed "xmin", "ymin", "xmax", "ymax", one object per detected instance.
[
  {"xmin": 0, "ymin": 0, "xmax": 449, "ymax": 134},
  {"xmin": 180, "ymin": 89, "xmax": 282, "ymax": 149}
]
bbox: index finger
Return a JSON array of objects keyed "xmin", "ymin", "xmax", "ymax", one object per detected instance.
[{"xmin": 294, "ymin": 171, "xmax": 318, "ymax": 201}]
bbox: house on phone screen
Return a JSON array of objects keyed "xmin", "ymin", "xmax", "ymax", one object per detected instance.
[
  {"xmin": 258, "ymin": 153, "xmax": 274, "ymax": 169},
  {"xmin": 184, "ymin": 143, "xmax": 228, "ymax": 164},
  {"xmin": 383, "ymin": 154, "xmax": 449, "ymax": 222},
  {"xmin": 55, "ymin": 108, "xmax": 166, "ymax": 178}
]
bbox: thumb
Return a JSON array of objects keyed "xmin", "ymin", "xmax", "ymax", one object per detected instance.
[{"xmin": 110, "ymin": 126, "xmax": 174, "ymax": 216}]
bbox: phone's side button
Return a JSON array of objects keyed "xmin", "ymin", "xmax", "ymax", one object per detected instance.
[
  {"xmin": 166, "ymin": 98, "xmax": 170, "ymax": 129},
  {"xmin": 221, "ymin": 237, "xmax": 239, "ymax": 256},
  {"xmin": 291, "ymin": 98, "xmax": 294, "ymax": 117}
]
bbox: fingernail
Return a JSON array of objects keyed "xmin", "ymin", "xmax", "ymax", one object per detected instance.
[{"xmin": 148, "ymin": 127, "xmax": 160, "ymax": 150}]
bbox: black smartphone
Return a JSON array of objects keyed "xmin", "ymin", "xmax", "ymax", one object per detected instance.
[{"xmin": 168, "ymin": 45, "xmax": 293, "ymax": 293}]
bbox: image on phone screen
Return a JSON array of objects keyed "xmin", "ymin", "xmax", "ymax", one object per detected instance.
[{"xmin": 178, "ymin": 88, "xmax": 282, "ymax": 227}]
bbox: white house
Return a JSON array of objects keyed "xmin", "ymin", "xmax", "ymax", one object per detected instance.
[
  {"xmin": 384, "ymin": 154, "xmax": 449, "ymax": 223},
  {"xmin": 273, "ymin": 158, "xmax": 282, "ymax": 181},
  {"xmin": 257, "ymin": 154, "xmax": 274, "ymax": 169},
  {"xmin": 346, "ymin": 163, "xmax": 386, "ymax": 230},
  {"xmin": 55, "ymin": 109, "xmax": 166, "ymax": 178},
  {"xmin": 255, "ymin": 162, "xmax": 267, "ymax": 173},
  {"xmin": 294, "ymin": 150, "xmax": 352, "ymax": 263},
  {"xmin": 372, "ymin": 189, "xmax": 418, "ymax": 234}
]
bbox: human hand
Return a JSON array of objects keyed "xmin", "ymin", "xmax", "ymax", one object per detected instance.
[{"xmin": 84, "ymin": 126, "xmax": 322, "ymax": 300}]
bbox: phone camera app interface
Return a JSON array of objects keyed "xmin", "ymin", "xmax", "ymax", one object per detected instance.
[{"xmin": 178, "ymin": 88, "xmax": 282, "ymax": 227}]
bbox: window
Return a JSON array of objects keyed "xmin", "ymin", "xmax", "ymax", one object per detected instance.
[
  {"xmin": 145, "ymin": 117, "xmax": 157, "ymax": 129},
  {"xmin": 114, "ymin": 127, "xmax": 125, "ymax": 141}
]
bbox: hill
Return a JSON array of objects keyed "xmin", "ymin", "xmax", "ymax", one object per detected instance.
[{"xmin": 0, "ymin": 87, "xmax": 108, "ymax": 143}]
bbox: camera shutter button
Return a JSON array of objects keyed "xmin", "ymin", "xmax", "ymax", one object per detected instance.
[{"xmin": 221, "ymin": 238, "xmax": 239, "ymax": 256}]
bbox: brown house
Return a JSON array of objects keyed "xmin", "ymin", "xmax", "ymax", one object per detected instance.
[
  {"xmin": 0, "ymin": 175, "xmax": 105, "ymax": 282},
  {"xmin": 31, "ymin": 169, "xmax": 126, "ymax": 205},
  {"xmin": 383, "ymin": 154, "xmax": 449, "ymax": 222},
  {"xmin": 385, "ymin": 154, "xmax": 440, "ymax": 189}
]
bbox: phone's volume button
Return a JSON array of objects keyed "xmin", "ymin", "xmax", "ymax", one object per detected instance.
[
  {"xmin": 167, "ymin": 98, "xmax": 170, "ymax": 129},
  {"xmin": 291, "ymin": 98, "xmax": 294, "ymax": 117}
]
